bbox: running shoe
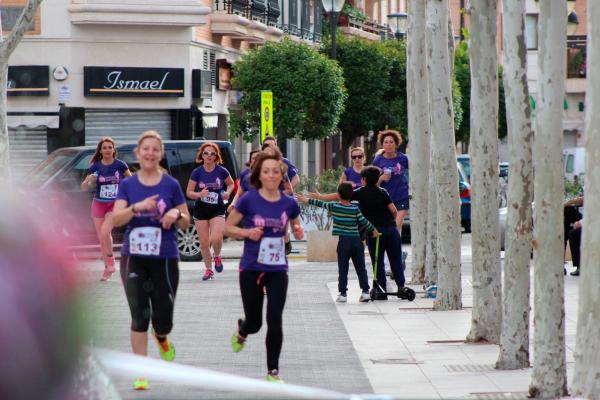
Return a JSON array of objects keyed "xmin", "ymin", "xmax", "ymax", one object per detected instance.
[
  {"xmin": 359, "ymin": 292, "xmax": 371, "ymax": 302},
  {"xmin": 231, "ymin": 318, "xmax": 246, "ymax": 353},
  {"xmin": 153, "ymin": 330, "xmax": 176, "ymax": 362},
  {"xmin": 100, "ymin": 266, "xmax": 114, "ymax": 282},
  {"xmin": 266, "ymin": 369, "xmax": 284, "ymax": 384},
  {"xmin": 133, "ymin": 377, "xmax": 149, "ymax": 390},
  {"xmin": 214, "ymin": 256, "xmax": 223, "ymax": 273},
  {"xmin": 202, "ymin": 268, "xmax": 214, "ymax": 281},
  {"xmin": 336, "ymin": 294, "xmax": 347, "ymax": 303}
]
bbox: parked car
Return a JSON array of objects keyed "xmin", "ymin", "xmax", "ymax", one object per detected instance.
[
  {"xmin": 25, "ymin": 140, "xmax": 240, "ymax": 261},
  {"xmin": 401, "ymin": 161, "xmax": 472, "ymax": 241},
  {"xmin": 457, "ymin": 154, "xmax": 471, "ymax": 181}
]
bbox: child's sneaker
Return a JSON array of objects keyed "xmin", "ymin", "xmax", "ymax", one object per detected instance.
[
  {"xmin": 336, "ymin": 294, "xmax": 347, "ymax": 303},
  {"xmin": 202, "ymin": 268, "xmax": 214, "ymax": 281},
  {"xmin": 133, "ymin": 377, "xmax": 149, "ymax": 390},
  {"xmin": 266, "ymin": 369, "xmax": 284, "ymax": 383},
  {"xmin": 359, "ymin": 292, "xmax": 371, "ymax": 302},
  {"xmin": 153, "ymin": 330, "xmax": 175, "ymax": 361},
  {"xmin": 214, "ymin": 256, "xmax": 223, "ymax": 273}
]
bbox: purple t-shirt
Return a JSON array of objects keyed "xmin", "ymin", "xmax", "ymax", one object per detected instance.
[
  {"xmin": 190, "ymin": 165, "xmax": 231, "ymax": 207},
  {"xmin": 344, "ymin": 167, "xmax": 362, "ymax": 188},
  {"xmin": 235, "ymin": 190, "xmax": 301, "ymax": 272},
  {"xmin": 117, "ymin": 174, "xmax": 186, "ymax": 259},
  {"xmin": 87, "ymin": 159, "xmax": 129, "ymax": 202},
  {"xmin": 373, "ymin": 153, "xmax": 409, "ymax": 202},
  {"xmin": 239, "ymin": 168, "xmax": 251, "ymax": 192},
  {"xmin": 282, "ymin": 158, "xmax": 298, "ymax": 181}
]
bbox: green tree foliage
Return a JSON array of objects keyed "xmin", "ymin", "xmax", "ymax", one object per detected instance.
[
  {"xmin": 324, "ymin": 37, "xmax": 462, "ymax": 150},
  {"xmin": 454, "ymin": 40, "xmax": 508, "ymax": 145},
  {"xmin": 230, "ymin": 39, "xmax": 347, "ymax": 142}
]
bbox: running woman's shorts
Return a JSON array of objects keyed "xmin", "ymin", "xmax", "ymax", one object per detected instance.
[
  {"xmin": 91, "ymin": 199, "xmax": 115, "ymax": 218},
  {"xmin": 394, "ymin": 198, "xmax": 410, "ymax": 211},
  {"xmin": 193, "ymin": 203, "xmax": 226, "ymax": 221}
]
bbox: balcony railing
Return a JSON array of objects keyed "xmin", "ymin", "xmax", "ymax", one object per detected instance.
[
  {"xmin": 567, "ymin": 35, "xmax": 586, "ymax": 79},
  {"xmin": 336, "ymin": 12, "xmax": 389, "ymax": 41}
]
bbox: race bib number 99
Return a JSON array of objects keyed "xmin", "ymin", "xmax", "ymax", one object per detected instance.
[
  {"xmin": 99, "ymin": 184, "xmax": 118, "ymax": 199},
  {"xmin": 130, "ymin": 227, "xmax": 162, "ymax": 256},
  {"xmin": 201, "ymin": 192, "xmax": 219, "ymax": 205},
  {"xmin": 257, "ymin": 237, "xmax": 285, "ymax": 266}
]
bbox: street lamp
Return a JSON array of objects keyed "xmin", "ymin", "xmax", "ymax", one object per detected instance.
[
  {"xmin": 387, "ymin": 12, "xmax": 407, "ymax": 40},
  {"xmin": 322, "ymin": 0, "xmax": 345, "ymax": 59}
]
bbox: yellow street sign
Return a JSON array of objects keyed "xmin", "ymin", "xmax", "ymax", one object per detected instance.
[{"xmin": 261, "ymin": 91, "xmax": 273, "ymax": 144}]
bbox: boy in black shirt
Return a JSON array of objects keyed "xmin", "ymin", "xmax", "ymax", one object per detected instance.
[{"xmin": 308, "ymin": 166, "xmax": 407, "ymax": 298}]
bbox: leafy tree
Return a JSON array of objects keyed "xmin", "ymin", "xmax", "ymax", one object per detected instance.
[{"xmin": 230, "ymin": 39, "xmax": 347, "ymax": 142}]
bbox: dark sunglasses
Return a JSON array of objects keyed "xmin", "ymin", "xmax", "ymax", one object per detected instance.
[
  {"xmin": 202, "ymin": 151, "xmax": 217, "ymax": 156},
  {"xmin": 351, "ymin": 155, "xmax": 364, "ymax": 160}
]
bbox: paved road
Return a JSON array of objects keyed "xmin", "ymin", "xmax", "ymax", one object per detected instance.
[{"xmin": 85, "ymin": 252, "xmax": 374, "ymax": 399}]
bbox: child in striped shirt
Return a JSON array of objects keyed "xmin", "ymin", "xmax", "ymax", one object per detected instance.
[{"xmin": 297, "ymin": 182, "xmax": 378, "ymax": 303}]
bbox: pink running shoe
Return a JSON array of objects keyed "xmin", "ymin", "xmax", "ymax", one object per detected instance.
[
  {"xmin": 214, "ymin": 256, "xmax": 223, "ymax": 273},
  {"xmin": 202, "ymin": 269, "xmax": 214, "ymax": 281},
  {"xmin": 100, "ymin": 266, "xmax": 114, "ymax": 282}
]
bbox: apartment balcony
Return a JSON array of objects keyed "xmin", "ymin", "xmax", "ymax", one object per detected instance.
[
  {"xmin": 566, "ymin": 35, "xmax": 586, "ymax": 93},
  {"xmin": 212, "ymin": 0, "xmax": 280, "ymax": 43},
  {"xmin": 337, "ymin": 13, "xmax": 386, "ymax": 41},
  {"xmin": 69, "ymin": 0, "xmax": 210, "ymax": 26}
]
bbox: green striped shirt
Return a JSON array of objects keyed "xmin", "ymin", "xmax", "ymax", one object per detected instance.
[{"xmin": 308, "ymin": 199, "xmax": 375, "ymax": 237}]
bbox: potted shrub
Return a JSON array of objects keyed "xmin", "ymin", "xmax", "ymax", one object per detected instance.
[{"xmin": 299, "ymin": 167, "xmax": 343, "ymax": 262}]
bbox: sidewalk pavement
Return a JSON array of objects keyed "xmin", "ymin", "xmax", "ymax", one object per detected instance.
[{"xmin": 83, "ymin": 236, "xmax": 581, "ymax": 399}]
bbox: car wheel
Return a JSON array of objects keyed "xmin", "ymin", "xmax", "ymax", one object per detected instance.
[{"xmin": 177, "ymin": 225, "xmax": 202, "ymax": 262}]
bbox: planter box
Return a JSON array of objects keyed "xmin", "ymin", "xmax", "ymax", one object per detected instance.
[{"xmin": 306, "ymin": 230, "xmax": 338, "ymax": 262}]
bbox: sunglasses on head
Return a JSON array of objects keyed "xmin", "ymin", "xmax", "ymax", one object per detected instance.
[
  {"xmin": 203, "ymin": 151, "xmax": 217, "ymax": 156},
  {"xmin": 351, "ymin": 155, "xmax": 364, "ymax": 160}
]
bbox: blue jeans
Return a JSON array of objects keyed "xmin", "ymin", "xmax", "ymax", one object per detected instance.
[
  {"xmin": 367, "ymin": 226, "xmax": 406, "ymax": 291},
  {"xmin": 337, "ymin": 236, "xmax": 370, "ymax": 295}
]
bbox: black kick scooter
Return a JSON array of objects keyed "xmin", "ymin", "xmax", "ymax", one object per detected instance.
[{"xmin": 369, "ymin": 234, "xmax": 416, "ymax": 301}]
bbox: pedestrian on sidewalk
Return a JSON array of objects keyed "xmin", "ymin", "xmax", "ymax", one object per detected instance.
[
  {"xmin": 372, "ymin": 130, "xmax": 409, "ymax": 233},
  {"xmin": 81, "ymin": 136, "xmax": 131, "ymax": 281},
  {"xmin": 186, "ymin": 142, "xmax": 235, "ymax": 281},
  {"xmin": 297, "ymin": 182, "xmax": 377, "ymax": 303},
  {"xmin": 310, "ymin": 166, "xmax": 407, "ymax": 298},
  {"xmin": 112, "ymin": 130, "xmax": 191, "ymax": 390},
  {"xmin": 340, "ymin": 147, "xmax": 367, "ymax": 189},
  {"xmin": 224, "ymin": 152, "xmax": 304, "ymax": 384}
]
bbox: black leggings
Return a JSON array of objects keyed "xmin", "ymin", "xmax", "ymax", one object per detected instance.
[
  {"xmin": 238, "ymin": 270, "xmax": 288, "ymax": 371},
  {"xmin": 120, "ymin": 255, "xmax": 179, "ymax": 335}
]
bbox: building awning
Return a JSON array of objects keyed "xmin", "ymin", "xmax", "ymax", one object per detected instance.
[
  {"xmin": 7, "ymin": 114, "xmax": 59, "ymax": 129},
  {"xmin": 199, "ymin": 107, "xmax": 219, "ymax": 129}
]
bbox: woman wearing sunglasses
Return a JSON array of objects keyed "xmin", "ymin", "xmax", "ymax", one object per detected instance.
[
  {"xmin": 186, "ymin": 142, "xmax": 235, "ymax": 281},
  {"xmin": 340, "ymin": 147, "xmax": 366, "ymax": 188}
]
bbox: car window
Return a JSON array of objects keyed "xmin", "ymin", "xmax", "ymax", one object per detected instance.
[
  {"xmin": 178, "ymin": 146, "xmax": 200, "ymax": 187},
  {"xmin": 28, "ymin": 151, "xmax": 77, "ymax": 187},
  {"xmin": 220, "ymin": 147, "xmax": 238, "ymax": 179},
  {"xmin": 56, "ymin": 154, "xmax": 93, "ymax": 191}
]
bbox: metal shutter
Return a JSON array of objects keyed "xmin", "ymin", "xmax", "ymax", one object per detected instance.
[
  {"xmin": 8, "ymin": 127, "xmax": 48, "ymax": 178},
  {"xmin": 85, "ymin": 109, "xmax": 172, "ymax": 145}
]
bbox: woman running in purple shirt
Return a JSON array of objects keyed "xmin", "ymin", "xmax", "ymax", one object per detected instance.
[
  {"xmin": 340, "ymin": 146, "xmax": 366, "ymax": 188},
  {"xmin": 112, "ymin": 130, "xmax": 191, "ymax": 390},
  {"xmin": 186, "ymin": 142, "xmax": 234, "ymax": 281},
  {"xmin": 81, "ymin": 137, "xmax": 131, "ymax": 281},
  {"xmin": 224, "ymin": 152, "xmax": 304, "ymax": 383}
]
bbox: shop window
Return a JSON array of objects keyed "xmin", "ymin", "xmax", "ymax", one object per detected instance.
[
  {"xmin": 565, "ymin": 154, "xmax": 574, "ymax": 174},
  {"xmin": 1, "ymin": 1, "xmax": 41, "ymax": 35}
]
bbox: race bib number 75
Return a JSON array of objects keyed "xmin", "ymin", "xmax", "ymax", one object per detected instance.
[{"xmin": 257, "ymin": 237, "xmax": 285, "ymax": 266}]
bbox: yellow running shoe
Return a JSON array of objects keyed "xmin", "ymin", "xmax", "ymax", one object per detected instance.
[
  {"xmin": 153, "ymin": 330, "xmax": 176, "ymax": 362},
  {"xmin": 133, "ymin": 377, "xmax": 149, "ymax": 390},
  {"xmin": 266, "ymin": 369, "xmax": 284, "ymax": 384}
]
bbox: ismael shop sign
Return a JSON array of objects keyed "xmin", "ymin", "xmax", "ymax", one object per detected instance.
[{"xmin": 84, "ymin": 66, "xmax": 184, "ymax": 97}]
